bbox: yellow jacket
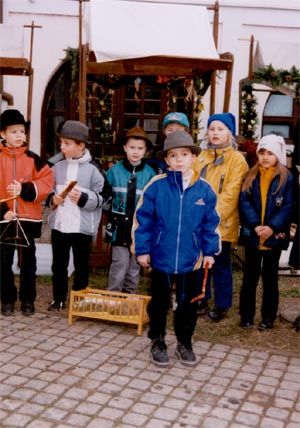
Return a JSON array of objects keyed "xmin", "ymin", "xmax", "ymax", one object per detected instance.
[{"xmin": 193, "ymin": 145, "xmax": 249, "ymax": 243}]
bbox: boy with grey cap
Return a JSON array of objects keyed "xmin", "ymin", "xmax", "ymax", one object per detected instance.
[
  {"xmin": 47, "ymin": 120, "xmax": 104, "ymax": 311},
  {"xmin": 131, "ymin": 131, "xmax": 221, "ymax": 367}
]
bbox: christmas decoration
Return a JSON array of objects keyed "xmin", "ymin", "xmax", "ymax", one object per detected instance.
[{"xmin": 241, "ymin": 64, "xmax": 300, "ymax": 140}]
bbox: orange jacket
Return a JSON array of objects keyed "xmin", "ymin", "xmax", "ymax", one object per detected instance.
[{"xmin": 0, "ymin": 142, "xmax": 53, "ymax": 237}]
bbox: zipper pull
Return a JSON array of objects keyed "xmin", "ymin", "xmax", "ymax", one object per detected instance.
[{"xmin": 219, "ymin": 174, "xmax": 225, "ymax": 193}]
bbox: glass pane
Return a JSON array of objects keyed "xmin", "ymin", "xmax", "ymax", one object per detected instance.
[
  {"xmin": 124, "ymin": 117, "xmax": 140, "ymax": 130},
  {"xmin": 144, "ymin": 87, "xmax": 161, "ymax": 100},
  {"xmin": 262, "ymin": 124, "xmax": 290, "ymax": 138},
  {"xmin": 46, "ymin": 115, "xmax": 65, "ymax": 160},
  {"xmin": 125, "ymin": 101, "xmax": 141, "ymax": 114},
  {"xmin": 48, "ymin": 75, "xmax": 65, "ymax": 110},
  {"xmin": 144, "ymin": 102, "xmax": 161, "ymax": 115},
  {"xmin": 264, "ymin": 94, "xmax": 293, "ymax": 117},
  {"xmin": 125, "ymin": 86, "xmax": 136, "ymax": 99}
]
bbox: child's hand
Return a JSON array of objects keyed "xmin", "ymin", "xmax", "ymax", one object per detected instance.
[
  {"xmin": 52, "ymin": 194, "xmax": 64, "ymax": 206},
  {"xmin": 203, "ymin": 256, "xmax": 214, "ymax": 269},
  {"xmin": 4, "ymin": 210, "xmax": 16, "ymax": 221},
  {"xmin": 255, "ymin": 225, "xmax": 273, "ymax": 240},
  {"xmin": 69, "ymin": 187, "xmax": 81, "ymax": 204},
  {"xmin": 7, "ymin": 180, "xmax": 21, "ymax": 197},
  {"xmin": 137, "ymin": 254, "xmax": 151, "ymax": 267}
]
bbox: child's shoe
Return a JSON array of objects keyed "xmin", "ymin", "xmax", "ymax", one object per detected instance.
[
  {"xmin": 150, "ymin": 338, "xmax": 169, "ymax": 367},
  {"xmin": 21, "ymin": 302, "xmax": 35, "ymax": 316},
  {"xmin": 1, "ymin": 303, "xmax": 14, "ymax": 316},
  {"xmin": 258, "ymin": 319, "xmax": 273, "ymax": 330},
  {"xmin": 197, "ymin": 300, "xmax": 208, "ymax": 316},
  {"xmin": 207, "ymin": 306, "xmax": 228, "ymax": 322},
  {"xmin": 48, "ymin": 301, "xmax": 65, "ymax": 311},
  {"xmin": 240, "ymin": 318, "xmax": 254, "ymax": 329},
  {"xmin": 175, "ymin": 342, "xmax": 197, "ymax": 366}
]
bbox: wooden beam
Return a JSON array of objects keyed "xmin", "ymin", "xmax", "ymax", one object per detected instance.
[
  {"xmin": 0, "ymin": 57, "xmax": 31, "ymax": 76},
  {"xmin": 86, "ymin": 56, "xmax": 232, "ymax": 76}
]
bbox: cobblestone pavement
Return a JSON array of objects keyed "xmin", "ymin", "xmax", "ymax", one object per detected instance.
[{"xmin": 1, "ymin": 311, "xmax": 299, "ymax": 428}]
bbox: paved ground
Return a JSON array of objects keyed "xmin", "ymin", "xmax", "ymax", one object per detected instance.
[{"xmin": 1, "ymin": 310, "xmax": 299, "ymax": 428}]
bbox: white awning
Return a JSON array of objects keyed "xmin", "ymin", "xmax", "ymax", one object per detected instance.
[
  {"xmin": 89, "ymin": 0, "xmax": 219, "ymax": 63},
  {"xmin": 0, "ymin": 24, "xmax": 24, "ymax": 57}
]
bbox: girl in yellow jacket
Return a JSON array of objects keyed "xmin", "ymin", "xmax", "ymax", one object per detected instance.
[{"xmin": 193, "ymin": 113, "xmax": 248, "ymax": 321}]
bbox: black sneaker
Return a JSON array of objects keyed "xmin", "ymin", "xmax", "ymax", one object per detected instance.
[
  {"xmin": 258, "ymin": 319, "xmax": 273, "ymax": 330},
  {"xmin": 150, "ymin": 339, "xmax": 169, "ymax": 367},
  {"xmin": 21, "ymin": 302, "xmax": 35, "ymax": 316},
  {"xmin": 207, "ymin": 307, "xmax": 228, "ymax": 322},
  {"xmin": 240, "ymin": 319, "xmax": 254, "ymax": 329},
  {"xmin": 1, "ymin": 303, "xmax": 14, "ymax": 316},
  {"xmin": 48, "ymin": 301, "xmax": 65, "ymax": 311},
  {"xmin": 197, "ymin": 300, "xmax": 208, "ymax": 316},
  {"xmin": 175, "ymin": 342, "xmax": 197, "ymax": 367}
]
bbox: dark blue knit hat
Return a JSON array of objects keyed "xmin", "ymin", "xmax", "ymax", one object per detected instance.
[{"xmin": 207, "ymin": 113, "xmax": 236, "ymax": 137}]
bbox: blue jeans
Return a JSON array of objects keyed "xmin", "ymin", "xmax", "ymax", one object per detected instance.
[{"xmin": 202, "ymin": 241, "xmax": 233, "ymax": 309}]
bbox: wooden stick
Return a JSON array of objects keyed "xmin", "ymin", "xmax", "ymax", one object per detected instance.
[
  {"xmin": 191, "ymin": 263, "xmax": 209, "ymax": 303},
  {"xmin": 0, "ymin": 195, "xmax": 18, "ymax": 204},
  {"xmin": 52, "ymin": 180, "xmax": 78, "ymax": 210}
]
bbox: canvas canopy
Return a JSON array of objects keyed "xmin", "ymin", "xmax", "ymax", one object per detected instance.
[
  {"xmin": 0, "ymin": 24, "xmax": 31, "ymax": 76},
  {"xmin": 88, "ymin": 0, "xmax": 219, "ymax": 63}
]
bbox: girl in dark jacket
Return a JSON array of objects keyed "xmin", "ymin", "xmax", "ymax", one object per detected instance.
[{"xmin": 238, "ymin": 134, "xmax": 294, "ymax": 330}]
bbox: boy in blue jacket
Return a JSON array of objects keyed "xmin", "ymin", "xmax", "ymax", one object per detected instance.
[{"xmin": 131, "ymin": 131, "xmax": 221, "ymax": 367}]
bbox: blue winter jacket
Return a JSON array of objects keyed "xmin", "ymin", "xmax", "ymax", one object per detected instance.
[
  {"xmin": 238, "ymin": 170, "xmax": 294, "ymax": 250},
  {"xmin": 131, "ymin": 169, "xmax": 221, "ymax": 274}
]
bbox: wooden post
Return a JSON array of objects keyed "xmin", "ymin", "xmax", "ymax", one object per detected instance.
[
  {"xmin": 78, "ymin": 0, "xmax": 88, "ymax": 122},
  {"xmin": 24, "ymin": 21, "xmax": 42, "ymax": 147},
  {"xmin": 208, "ymin": 1, "xmax": 219, "ymax": 115},
  {"xmin": 221, "ymin": 52, "xmax": 234, "ymax": 112},
  {"xmin": 248, "ymin": 35, "xmax": 254, "ymax": 80}
]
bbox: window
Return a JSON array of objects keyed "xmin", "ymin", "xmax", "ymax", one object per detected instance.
[
  {"xmin": 262, "ymin": 93, "xmax": 299, "ymax": 146},
  {"xmin": 41, "ymin": 68, "xmax": 192, "ymax": 163}
]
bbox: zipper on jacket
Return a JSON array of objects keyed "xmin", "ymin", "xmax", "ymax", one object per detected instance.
[
  {"xmin": 173, "ymin": 172, "xmax": 183, "ymax": 274},
  {"xmin": 12, "ymin": 150, "xmax": 18, "ymax": 213},
  {"xmin": 218, "ymin": 174, "xmax": 225, "ymax": 193}
]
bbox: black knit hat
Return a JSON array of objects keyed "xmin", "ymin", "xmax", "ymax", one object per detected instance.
[{"xmin": 0, "ymin": 109, "xmax": 30, "ymax": 131}]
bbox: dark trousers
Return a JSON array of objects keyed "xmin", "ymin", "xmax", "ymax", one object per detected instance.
[
  {"xmin": 147, "ymin": 269, "xmax": 200, "ymax": 345},
  {"xmin": 202, "ymin": 241, "xmax": 233, "ymax": 308},
  {"xmin": 239, "ymin": 246, "xmax": 282, "ymax": 322},
  {"xmin": 0, "ymin": 239, "xmax": 37, "ymax": 304},
  {"xmin": 51, "ymin": 230, "xmax": 92, "ymax": 302}
]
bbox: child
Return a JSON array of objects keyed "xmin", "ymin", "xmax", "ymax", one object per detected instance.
[
  {"xmin": 162, "ymin": 112, "xmax": 190, "ymax": 136},
  {"xmin": 238, "ymin": 134, "xmax": 294, "ymax": 330},
  {"xmin": 193, "ymin": 113, "xmax": 249, "ymax": 320},
  {"xmin": 131, "ymin": 131, "xmax": 221, "ymax": 367},
  {"xmin": 105, "ymin": 127, "xmax": 156, "ymax": 294},
  {"xmin": 0, "ymin": 109, "xmax": 54, "ymax": 316},
  {"xmin": 47, "ymin": 120, "xmax": 104, "ymax": 311},
  {"xmin": 146, "ymin": 112, "xmax": 190, "ymax": 175}
]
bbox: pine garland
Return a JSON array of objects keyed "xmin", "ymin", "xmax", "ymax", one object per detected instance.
[{"xmin": 241, "ymin": 64, "xmax": 300, "ymax": 140}]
